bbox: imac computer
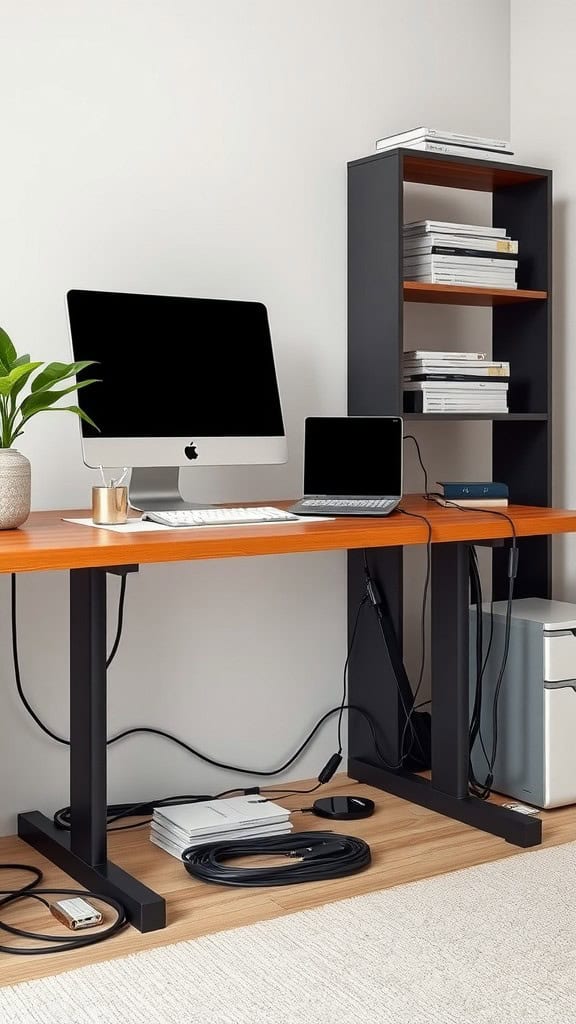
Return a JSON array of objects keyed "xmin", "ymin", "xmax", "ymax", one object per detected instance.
[{"xmin": 67, "ymin": 289, "xmax": 287, "ymax": 511}]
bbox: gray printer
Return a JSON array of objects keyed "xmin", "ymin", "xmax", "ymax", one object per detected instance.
[{"xmin": 470, "ymin": 598, "xmax": 576, "ymax": 808}]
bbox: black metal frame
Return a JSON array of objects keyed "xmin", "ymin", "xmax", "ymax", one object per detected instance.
[
  {"xmin": 348, "ymin": 543, "xmax": 542, "ymax": 848},
  {"xmin": 18, "ymin": 565, "xmax": 166, "ymax": 933},
  {"xmin": 347, "ymin": 148, "xmax": 551, "ymax": 847}
]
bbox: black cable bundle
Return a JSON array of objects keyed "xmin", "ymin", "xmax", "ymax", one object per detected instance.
[
  {"xmin": 182, "ymin": 831, "xmax": 371, "ymax": 887},
  {"xmin": 0, "ymin": 865, "xmax": 127, "ymax": 955}
]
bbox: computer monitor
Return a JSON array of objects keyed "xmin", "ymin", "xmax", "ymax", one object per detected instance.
[{"xmin": 67, "ymin": 290, "xmax": 287, "ymax": 510}]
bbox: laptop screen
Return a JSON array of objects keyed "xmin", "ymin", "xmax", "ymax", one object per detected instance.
[{"xmin": 303, "ymin": 417, "xmax": 403, "ymax": 497}]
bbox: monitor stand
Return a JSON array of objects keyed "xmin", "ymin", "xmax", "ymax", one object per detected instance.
[{"xmin": 128, "ymin": 468, "xmax": 210, "ymax": 512}]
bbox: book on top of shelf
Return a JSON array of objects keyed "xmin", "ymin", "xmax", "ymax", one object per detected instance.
[
  {"xmin": 376, "ymin": 140, "xmax": 514, "ymax": 160},
  {"xmin": 404, "ymin": 235, "xmax": 518, "ymax": 254},
  {"xmin": 403, "ymin": 221, "xmax": 508, "ymax": 238},
  {"xmin": 375, "ymin": 127, "xmax": 511, "ymax": 151}
]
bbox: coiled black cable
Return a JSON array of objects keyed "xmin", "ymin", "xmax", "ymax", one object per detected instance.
[
  {"xmin": 0, "ymin": 864, "xmax": 127, "ymax": 955},
  {"xmin": 182, "ymin": 831, "xmax": 371, "ymax": 887}
]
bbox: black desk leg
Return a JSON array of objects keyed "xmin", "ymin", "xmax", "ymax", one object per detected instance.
[
  {"xmin": 18, "ymin": 567, "xmax": 166, "ymax": 932},
  {"xmin": 349, "ymin": 542, "xmax": 542, "ymax": 848}
]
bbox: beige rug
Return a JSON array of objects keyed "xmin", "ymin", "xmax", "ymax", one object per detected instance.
[{"xmin": 1, "ymin": 841, "xmax": 576, "ymax": 1024}]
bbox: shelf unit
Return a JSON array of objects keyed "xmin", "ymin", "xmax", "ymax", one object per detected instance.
[
  {"xmin": 403, "ymin": 281, "xmax": 547, "ymax": 306},
  {"xmin": 346, "ymin": 147, "xmax": 552, "ymax": 770}
]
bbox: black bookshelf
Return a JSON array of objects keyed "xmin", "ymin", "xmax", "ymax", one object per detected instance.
[{"xmin": 346, "ymin": 147, "xmax": 552, "ymax": 772}]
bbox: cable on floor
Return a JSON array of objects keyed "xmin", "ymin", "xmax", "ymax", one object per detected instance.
[
  {"xmin": 182, "ymin": 831, "xmax": 371, "ymax": 887},
  {"xmin": 0, "ymin": 864, "xmax": 127, "ymax": 956}
]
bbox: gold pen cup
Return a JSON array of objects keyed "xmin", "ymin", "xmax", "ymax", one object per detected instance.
[{"xmin": 92, "ymin": 486, "xmax": 128, "ymax": 525}]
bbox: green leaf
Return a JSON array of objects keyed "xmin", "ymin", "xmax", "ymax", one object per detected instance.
[
  {"xmin": 19, "ymin": 378, "xmax": 99, "ymax": 420},
  {"xmin": 9, "ymin": 362, "xmax": 43, "ymax": 402},
  {"xmin": 31, "ymin": 360, "xmax": 97, "ymax": 394},
  {"xmin": 0, "ymin": 362, "xmax": 43, "ymax": 397},
  {"xmin": 12, "ymin": 354, "xmax": 31, "ymax": 368},
  {"xmin": 44, "ymin": 405, "xmax": 99, "ymax": 431},
  {"xmin": 0, "ymin": 327, "xmax": 17, "ymax": 369}
]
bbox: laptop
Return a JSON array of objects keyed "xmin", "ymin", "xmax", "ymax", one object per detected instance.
[{"xmin": 289, "ymin": 416, "xmax": 403, "ymax": 517}]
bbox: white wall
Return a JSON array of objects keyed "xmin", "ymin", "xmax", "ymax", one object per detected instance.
[
  {"xmin": 0, "ymin": 0, "xmax": 510, "ymax": 834},
  {"xmin": 511, "ymin": 0, "xmax": 575, "ymax": 600}
]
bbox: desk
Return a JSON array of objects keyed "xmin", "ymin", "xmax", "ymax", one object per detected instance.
[{"xmin": 8, "ymin": 497, "xmax": 576, "ymax": 933}]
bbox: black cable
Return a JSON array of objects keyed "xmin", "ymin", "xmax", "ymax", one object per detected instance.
[
  {"xmin": 337, "ymin": 596, "xmax": 367, "ymax": 753},
  {"xmin": 11, "ymin": 575, "xmax": 68, "ymax": 746},
  {"xmin": 0, "ymin": 865, "xmax": 127, "ymax": 956},
  {"xmin": 425, "ymin": 496, "xmax": 518, "ymax": 800},
  {"xmin": 10, "ymin": 572, "xmax": 128, "ymax": 747},
  {"xmin": 182, "ymin": 831, "xmax": 371, "ymax": 887},
  {"xmin": 106, "ymin": 575, "xmax": 127, "ymax": 669},
  {"xmin": 426, "ymin": 494, "xmax": 518, "ymax": 545},
  {"xmin": 395, "ymin": 507, "xmax": 432, "ymax": 711},
  {"xmin": 362, "ymin": 508, "xmax": 432, "ymax": 767},
  {"xmin": 468, "ymin": 548, "xmax": 493, "ymax": 798},
  {"xmin": 49, "ymin": 700, "xmax": 393, "ymax": 835},
  {"xmin": 403, "ymin": 433, "xmax": 430, "ymax": 496}
]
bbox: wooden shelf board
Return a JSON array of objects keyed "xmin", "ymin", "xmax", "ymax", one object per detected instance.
[
  {"xmin": 401, "ymin": 150, "xmax": 549, "ymax": 190},
  {"xmin": 349, "ymin": 149, "xmax": 550, "ymax": 191},
  {"xmin": 403, "ymin": 412, "xmax": 548, "ymax": 422},
  {"xmin": 403, "ymin": 281, "xmax": 547, "ymax": 307}
]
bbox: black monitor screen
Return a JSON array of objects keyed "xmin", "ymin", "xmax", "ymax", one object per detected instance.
[
  {"xmin": 67, "ymin": 291, "xmax": 285, "ymax": 438},
  {"xmin": 304, "ymin": 417, "xmax": 402, "ymax": 496}
]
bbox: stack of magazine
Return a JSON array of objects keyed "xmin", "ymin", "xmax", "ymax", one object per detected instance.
[
  {"xmin": 150, "ymin": 795, "xmax": 293, "ymax": 860},
  {"xmin": 403, "ymin": 350, "xmax": 510, "ymax": 414},
  {"xmin": 375, "ymin": 127, "xmax": 513, "ymax": 161},
  {"xmin": 403, "ymin": 221, "xmax": 518, "ymax": 289}
]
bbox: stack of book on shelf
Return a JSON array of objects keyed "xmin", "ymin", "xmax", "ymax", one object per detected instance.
[
  {"xmin": 403, "ymin": 221, "xmax": 518, "ymax": 290},
  {"xmin": 375, "ymin": 127, "xmax": 513, "ymax": 161},
  {"xmin": 150, "ymin": 795, "xmax": 293, "ymax": 860},
  {"xmin": 403, "ymin": 350, "xmax": 510, "ymax": 415},
  {"xmin": 435, "ymin": 481, "xmax": 509, "ymax": 508}
]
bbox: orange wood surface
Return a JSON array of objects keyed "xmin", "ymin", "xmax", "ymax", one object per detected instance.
[
  {"xmin": 403, "ymin": 282, "xmax": 547, "ymax": 306},
  {"xmin": 401, "ymin": 151, "xmax": 548, "ymax": 191},
  {"xmin": 0, "ymin": 496, "xmax": 574, "ymax": 574}
]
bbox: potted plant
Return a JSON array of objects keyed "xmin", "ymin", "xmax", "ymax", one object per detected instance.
[{"xmin": 0, "ymin": 327, "xmax": 98, "ymax": 529}]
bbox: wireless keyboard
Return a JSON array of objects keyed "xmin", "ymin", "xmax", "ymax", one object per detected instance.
[{"xmin": 143, "ymin": 507, "xmax": 301, "ymax": 528}]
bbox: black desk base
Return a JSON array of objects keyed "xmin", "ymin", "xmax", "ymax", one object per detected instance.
[
  {"xmin": 18, "ymin": 811, "xmax": 166, "ymax": 932},
  {"xmin": 348, "ymin": 759, "xmax": 542, "ymax": 848},
  {"xmin": 17, "ymin": 564, "xmax": 166, "ymax": 934},
  {"xmin": 348, "ymin": 541, "xmax": 543, "ymax": 850}
]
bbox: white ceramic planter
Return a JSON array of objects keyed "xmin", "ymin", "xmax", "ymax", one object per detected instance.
[{"xmin": 0, "ymin": 449, "xmax": 31, "ymax": 529}]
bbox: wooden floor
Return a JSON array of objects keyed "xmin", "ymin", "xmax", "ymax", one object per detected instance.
[{"xmin": 2, "ymin": 773, "xmax": 576, "ymax": 988}]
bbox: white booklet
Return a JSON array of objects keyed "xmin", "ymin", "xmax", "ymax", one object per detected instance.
[
  {"xmin": 150, "ymin": 820, "xmax": 293, "ymax": 859},
  {"xmin": 153, "ymin": 795, "xmax": 291, "ymax": 839}
]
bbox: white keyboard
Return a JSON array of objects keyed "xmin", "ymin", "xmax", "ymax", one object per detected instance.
[{"xmin": 143, "ymin": 507, "xmax": 300, "ymax": 528}]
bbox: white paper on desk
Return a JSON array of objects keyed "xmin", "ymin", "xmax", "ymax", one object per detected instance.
[
  {"xmin": 63, "ymin": 517, "xmax": 169, "ymax": 532},
  {"xmin": 63, "ymin": 515, "xmax": 335, "ymax": 533}
]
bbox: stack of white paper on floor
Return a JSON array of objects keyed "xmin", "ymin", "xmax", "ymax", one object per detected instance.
[{"xmin": 150, "ymin": 795, "xmax": 293, "ymax": 860}]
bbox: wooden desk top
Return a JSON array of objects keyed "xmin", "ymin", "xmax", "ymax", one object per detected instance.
[{"xmin": 0, "ymin": 496, "xmax": 575, "ymax": 574}]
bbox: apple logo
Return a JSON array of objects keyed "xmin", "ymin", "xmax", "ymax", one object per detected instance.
[{"xmin": 184, "ymin": 441, "xmax": 198, "ymax": 461}]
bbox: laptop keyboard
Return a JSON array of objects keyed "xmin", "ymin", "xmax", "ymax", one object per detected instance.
[{"xmin": 300, "ymin": 499, "xmax": 396, "ymax": 510}]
